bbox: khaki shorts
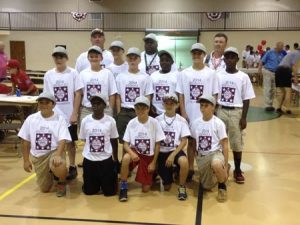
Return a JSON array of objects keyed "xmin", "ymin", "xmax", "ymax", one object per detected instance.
[
  {"xmin": 196, "ymin": 151, "xmax": 224, "ymax": 190},
  {"xmin": 217, "ymin": 107, "xmax": 244, "ymax": 152},
  {"xmin": 30, "ymin": 151, "xmax": 66, "ymax": 192}
]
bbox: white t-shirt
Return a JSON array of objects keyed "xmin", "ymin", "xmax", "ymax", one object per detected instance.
[
  {"xmin": 79, "ymin": 114, "xmax": 119, "ymax": 161},
  {"xmin": 139, "ymin": 51, "xmax": 177, "ymax": 75},
  {"xmin": 156, "ymin": 113, "xmax": 191, "ymax": 153},
  {"xmin": 79, "ymin": 68, "xmax": 117, "ymax": 108},
  {"xmin": 242, "ymin": 50, "xmax": 250, "ymax": 60},
  {"xmin": 216, "ymin": 70, "xmax": 256, "ymax": 107},
  {"xmin": 151, "ymin": 70, "xmax": 178, "ymax": 114},
  {"xmin": 18, "ymin": 111, "xmax": 71, "ymax": 157},
  {"xmin": 116, "ymin": 71, "xmax": 154, "ymax": 109},
  {"xmin": 176, "ymin": 66, "xmax": 219, "ymax": 122},
  {"xmin": 206, "ymin": 52, "xmax": 226, "ymax": 72},
  {"xmin": 43, "ymin": 67, "xmax": 82, "ymax": 126},
  {"xmin": 190, "ymin": 115, "xmax": 227, "ymax": 155},
  {"xmin": 107, "ymin": 62, "xmax": 129, "ymax": 79},
  {"xmin": 123, "ymin": 117, "xmax": 165, "ymax": 156},
  {"xmin": 75, "ymin": 50, "xmax": 114, "ymax": 73}
]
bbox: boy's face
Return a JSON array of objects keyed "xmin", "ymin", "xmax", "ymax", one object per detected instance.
[
  {"xmin": 163, "ymin": 100, "xmax": 178, "ymax": 113},
  {"xmin": 88, "ymin": 52, "xmax": 103, "ymax": 65},
  {"xmin": 91, "ymin": 98, "xmax": 106, "ymax": 114},
  {"xmin": 213, "ymin": 36, "xmax": 227, "ymax": 52},
  {"xmin": 53, "ymin": 55, "xmax": 68, "ymax": 67},
  {"xmin": 111, "ymin": 47, "xmax": 124, "ymax": 59},
  {"xmin": 191, "ymin": 50, "xmax": 206, "ymax": 64},
  {"xmin": 199, "ymin": 101, "xmax": 215, "ymax": 116},
  {"xmin": 135, "ymin": 104, "xmax": 149, "ymax": 119},
  {"xmin": 159, "ymin": 54, "xmax": 173, "ymax": 72},
  {"xmin": 90, "ymin": 34, "xmax": 105, "ymax": 47},
  {"xmin": 38, "ymin": 99, "xmax": 55, "ymax": 114},
  {"xmin": 224, "ymin": 53, "xmax": 239, "ymax": 69},
  {"xmin": 126, "ymin": 55, "xmax": 141, "ymax": 68}
]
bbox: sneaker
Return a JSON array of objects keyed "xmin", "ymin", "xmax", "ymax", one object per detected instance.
[
  {"xmin": 77, "ymin": 162, "xmax": 83, "ymax": 168},
  {"xmin": 217, "ymin": 188, "xmax": 227, "ymax": 202},
  {"xmin": 265, "ymin": 107, "xmax": 275, "ymax": 112},
  {"xmin": 119, "ymin": 189, "xmax": 128, "ymax": 202},
  {"xmin": 276, "ymin": 108, "xmax": 283, "ymax": 113},
  {"xmin": 233, "ymin": 170, "xmax": 245, "ymax": 184},
  {"xmin": 286, "ymin": 110, "xmax": 292, "ymax": 114},
  {"xmin": 66, "ymin": 166, "xmax": 78, "ymax": 180},
  {"xmin": 186, "ymin": 170, "xmax": 194, "ymax": 182},
  {"xmin": 56, "ymin": 182, "xmax": 66, "ymax": 197},
  {"xmin": 178, "ymin": 186, "xmax": 187, "ymax": 201}
]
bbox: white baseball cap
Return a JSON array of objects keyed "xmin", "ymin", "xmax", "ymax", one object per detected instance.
[
  {"xmin": 36, "ymin": 92, "xmax": 56, "ymax": 104},
  {"xmin": 126, "ymin": 47, "xmax": 141, "ymax": 57},
  {"xmin": 197, "ymin": 94, "xmax": 216, "ymax": 105},
  {"xmin": 88, "ymin": 45, "xmax": 103, "ymax": 54},
  {"xmin": 91, "ymin": 28, "xmax": 104, "ymax": 37},
  {"xmin": 144, "ymin": 33, "xmax": 157, "ymax": 42},
  {"xmin": 89, "ymin": 93, "xmax": 108, "ymax": 106},
  {"xmin": 224, "ymin": 47, "xmax": 239, "ymax": 57},
  {"xmin": 134, "ymin": 96, "xmax": 150, "ymax": 107},
  {"xmin": 191, "ymin": 43, "xmax": 207, "ymax": 53},
  {"xmin": 162, "ymin": 93, "xmax": 178, "ymax": 103},
  {"xmin": 52, "ymin": 46, "xmax": 67, "ymax": 56},
  {"xmin": 109, "ymin": 40, "xmax": 124, "ymax": 50}
]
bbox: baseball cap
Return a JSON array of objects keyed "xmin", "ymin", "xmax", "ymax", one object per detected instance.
[
  {"xmin": 91, "ymin": 28, "xmax": 104, "ymax": 37},
  {"xmin": 197, "ymin": 95, "xmax": 216, "ymax": 105},
  {"xmin": 191, "ymin": 43, "xmax": 207, "ymax": 53},
  {"xmin": 144, "ymin": 33, "xmax": 157, "ymax": 42},
  {"xmin": 109, "ymin": 40, "xmax": 125, "ymax": 50},
  {"xmin": 158, "ymin": 50, "xmax": 174, "ymax": 61},
  {"xmin": 126, "ymin": 47, "xmax": 141, "ymax": 57},
  {"xmin": 224, "ymin": 47, "xmax": 239, "ymax": 57},
  {"xmin": 134, "ymin": 96, "xmax": 150, "ymax": 107},
  {"xmin": 36, "ymin": 92, "xmax": 56, "ymax": 104},
  {"xmin": 88, "ymin": 45, "xmax": 103, "ymax": 54},
  {"xmin": 163, "ymin": 93, "xmax": 178, "ymax": 103},
  {"xmin": 89, "ymin": 93, "xmax": 108, "ymax": 106},
  {"xmin": 7, "ymin": 59, "xmax": 20, "ymax": 69},
  {"xmin": 52, "ymin": 46, "xmax": 68, "ymax": 56}
]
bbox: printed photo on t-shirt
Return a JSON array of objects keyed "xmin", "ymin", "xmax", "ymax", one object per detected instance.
[
  {"xmin": 190, "ymin": 84, "xmax": 204, "ymax": 100},
  {"xmin": 87, "ymin": 84, "xmax": 101, "ymax": 99},
  {"xmin": 155, "ymin": 85, "xmax": 170, "ymax": 101},
  {"xmin": 54, "ymin": 86, "xmax": 68, "ymax": 102},
  {"xmin": 198, "ymin": 135, "xmax": 212, "ymax": 152},
  {"xmin": 135, "ymin": 139, "xmax": 150, "ymax": 155},
  {"xmin": 221, "ymin": 87, "xmax": 236, "ymax": 103},
  {"xmin": 35, "ymin": 133, "xmax": 52, "ymax": 151},
  {"xmin": 125, "ymin": 87, "xmax": 140, "ymax": 102},
  {"xmin": 160, "ymin": 131, "xmax": 175, "ymax": 147},
  {"xmin": 89, "ymin": 135, "xmax": 105, "ymax": 152}
]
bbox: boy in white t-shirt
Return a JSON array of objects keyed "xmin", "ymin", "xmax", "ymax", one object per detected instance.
[
  {"xmin": 156, "ymin": 93, "xmax": 190, "ymax": 200},
  {"xmin": 44, "ymin": 46, "xmax": 82, "ymax": 181},
  {"xmin": 18, "ymin": 92, "xmax": 71, "ymax": 197},
  {"xmin": 79, "ymin": 93, "xmax": 119, "ymax": 196},
  {"xmin": 151, "ymin": 50, "xmax": 178, "ymax": 116},
  {"xmin": 119, "ymin": 96, "xmax": 165, "ymax": 202},
  {"xmin": 78, "ymin": 45, "xmax": 117, "ymax": 122},
  {"xmin": 176, "ymin": 43, "xmax": 219, "ymax": 181},
  {"xmin": 216, "ymin": 47, "xmax": 255, "ymax": 184},
  {"xmin": 107, "ymin": 41, "xmax": 129, "ymax": 79},
  {"xmin": 115, "ymin": 48, "xmax": 154, "ymax": 143},
  {"xmin": 190, "ymin": 95, "xmax": 229, "ymax": 202}
]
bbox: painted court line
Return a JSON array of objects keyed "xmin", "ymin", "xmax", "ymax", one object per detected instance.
[{"xmin": 0, "ymin": 173, "xmax": 36, "ymax": 201}]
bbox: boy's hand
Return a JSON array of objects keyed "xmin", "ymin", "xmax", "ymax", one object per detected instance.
[
  {"xmin": 239, "ymin": 118, "xmax": 247, "ymax": 130},
  {"xmin": 165, "ymin": 152, "xmax": 175, "ymax": 168},
  {"xmin": 52, "ymin": 155, "xmax": 63, "ymax": 167},
  {"xmin": 130, "ymin": 151, "xmax": 140, "ymax": 162},
  {"xmin": 23, "ymin": 160, "xmax": 33, "ymax": 172},
  {"xmin": 148, "ymin": 161, "xmax": 156, "ymax": 173}
]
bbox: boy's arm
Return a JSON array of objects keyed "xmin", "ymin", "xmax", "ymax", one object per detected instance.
[
  {"xmin": 179, "ymin": 94, "xmax": 189, "ymax": 123},
  {"xmin": 240, "ymin": 99, "xmax": 250, "ymax": 130},
  {"xmin": 109, "ymin": 94, "xmax": 116, "ymax": 115},
  {"xmin": 70, "ymin": 89, "xmax": 82, "ymax": 124},
  {"xmin": 148, "ymin": 142, "xmax": 160, "ymax": 172},
  {"xmin": 220, "ymin": 138, "xmax": 229, "ymax": 171},
  {"xmin": 21, "ymin": 140, "xmax": 32, "ymax": 172},
  {"xmin": 166, "ymin": 137, "xmax": 187, "ymax": 167},
  {"xmin": 110, "ymin": 138, "xmax": 118, "ymax": 162},
  {"xmin": 116, "ymin": 94, "xmax": 121, "ymax": 114}
]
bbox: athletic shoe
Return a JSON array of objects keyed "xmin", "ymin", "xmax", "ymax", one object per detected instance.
[
  {"xmin": 186, "ymin": 170, "xmax": 194, "ymax": 182},
  {"xmin": 276, "ymin": 108, "xmax": 283, "ymax": 113},
  {"xmin": 178, "ymin": 186, "xmax": 187, "ymax": 201},
  {"xmin": 77, "ymin": 162, "xmax": 83, "ymax": 168},
  {"xmin": 286, "ymin": 110, "xmax": 292, "ymax": 114},
  {"xmin": 66, "ymin": 166, "xmax": 78, "ymax": 180},
  {"xmin": 119, "ymin": 189, "xmax": 128, "ymax": 202},
  {"xmin": 233, "ymin": 170, "xmax": 245, "ymax": 184},
  {"xmin": 56, "ymin": 182, "xmax": 66, "ymax": 197},
  {"xmin": 265, "ymin": 107, "xmax": 275, "ymax": 112},
  {"xmin": 217, "ymin": 188, "xmax": 227, "ymax": 202}
]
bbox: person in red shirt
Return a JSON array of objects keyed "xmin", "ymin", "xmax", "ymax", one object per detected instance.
[{"xmin": 7, "ymin": 59, "xmax": 38, "ymax": 96}]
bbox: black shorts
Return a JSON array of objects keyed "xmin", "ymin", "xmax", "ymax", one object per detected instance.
[
  {"xmin": 157, "ymin": 150, "xmax": 187, "ymax": 185},
  {"xmin": 275, "ymin": 66, "xmax": 292, "ymax": 87},
  {"xmin": 116, "ymin": 108, "xmax": 136, "ymax": 143},
  {"xmin": 68, "ymin": 124, "xmax": 78, "ymax": 141},
  {"xmin": 82, "ymin": 157, "xmax": 117, "ymax": 196}
]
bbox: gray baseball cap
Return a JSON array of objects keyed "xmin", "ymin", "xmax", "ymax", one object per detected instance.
[
  {"xmin": 134, "ymin": 96, "xmax": 150, "ymax": 107},
  {"xmin": 52, "ymin": 46, "xmax": 67, "ymax": 56},
  {"xmin": 197, "ymin": 94, "xmax": 216, "ymax": 105},
  {"xmin": 36, "ymin": 92, "xmax": 56, "ymax": 104},
  {"xmin": 126, "ymin": 47, "xmax": 141, "ymax": 57},
  {"xmin": 91, "ymin": 28, "xmax": 104, "ymax": 37},
  {"xmin": 88, "ymin": 45, "xmax": 103, "ymax": 54},
  {"xmin": 144, "ymin": 33, "xmax": 157, "ymax": 42},
  {"xmin": 224, "ymin": 47, "xmax": 239, "ymax": 57},
  {"xmin": 191, "ymin": 43, "xmax": 207, "ymax": 53},
  {"xmin": 109, "ymin": 40, "xmax": 125, "ymax": 50}
]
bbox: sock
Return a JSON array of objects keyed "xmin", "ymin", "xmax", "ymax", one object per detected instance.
[
  {"xmin": 218, "ymin": 183, "xmax": 226, "ymax": 190},
  {"xmin": 120, "ymin": 181, "xmax": 128, "ymax": 190},
  {"xmin": 233, "ymin": 151, "xmax": 242, "ymax": 172}
]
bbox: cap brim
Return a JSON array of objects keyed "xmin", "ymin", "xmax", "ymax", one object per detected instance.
[{"xmin": 89, "ymin": 96, "xmax": 107, "ymax": 105}]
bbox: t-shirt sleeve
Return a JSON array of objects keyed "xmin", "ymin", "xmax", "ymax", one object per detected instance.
[
  {"xmin": 75, "ymin": 55, "xmax": 83, "ymax": 73},
  {"xmin": 144, "ymin": 76, "xmax": 154, "ymax": 96},
  {"xmin": 18, "ymin": 117, "xmax": 31, "ymax": 141},
  {"xmin": 216, "ymin": 119, "xmax": 228, "ymax": 141},
  {"xmin": 261, "ymin": 52, "xmax": 269, "ymax": 64},
  {"xmin": 108, "ymin": 70, "xmax": 118, "ymax": 96},
  {"xmin": 180, "ymin": 118, "xmax": 191, "ymax": 138},
  {"xmin": 58, "ymin": 117, "xmax": 72, "ymax": 142},
  {"xmin": 115, "ymin": 75, "xmax": 122, "ymax": 95},
  {"xmin": 175, "ymin": 72, "xmax": 183, "ymax": 94},
  {"xmin": 74, "ymin": 70, "xmax": 84, "ymax": 91},
  {"xmin": 190, "ymin": 121, "xmax": 197, "ymax": 139},
  {"xmin": 123, "ymin": 122, "xmax": 131, "ymax": 143},
  {"xmin": 212, "ymin": 71, "xmax": 219, "ymax": 95},
  {"xmin": 43, "ymin": 73, "xmax": 51, "ymax": 93},
  {"xmin": 110, "ymin": 119, "xmax": 119, "ymax": 139},
  {"xmin": 242, "ymin": 74, "xmax": 256, "ymax": 100},
  {"xmin": 155, "ymin": 120, "xmax": 166, "ymax": 142},
  {"xmin": 78, "ymin": 119, "xmax": 86, "ymax": 140}
]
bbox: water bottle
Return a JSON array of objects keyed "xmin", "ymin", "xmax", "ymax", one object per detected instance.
[{"xmin": 16, "ymin": 87, "xmax": 21, "ymax": 97}]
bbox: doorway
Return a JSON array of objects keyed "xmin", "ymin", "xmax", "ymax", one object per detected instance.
[{"xmin": 10, "ymin": 41, "xmax": 26, "ymax": 70}]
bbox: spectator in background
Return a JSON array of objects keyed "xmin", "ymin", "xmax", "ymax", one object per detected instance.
[
  {"xmin": 285, "ymin": 45, "xmax": 291, "ymax": 54},
  {"xmin": 0, "ymin": 41, "xmax": 8, "ymax": 82},
  {"xmin": 245, "ymin": 46, "xmax": 255, "ymax": 68},
  {"xmin": 253, "ymin": 51, "xmax": 261, "ymax": 68},
  {"xmin": 293, "ymin": 43, "xmax": 299, "ymax": 51},
  {"xmin": 242, "ymin": 45, "xmax": 251, "ymax": 68}
]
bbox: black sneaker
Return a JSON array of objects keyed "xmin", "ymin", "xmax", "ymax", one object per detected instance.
[
  {"xmin": 66, "ymin": 166, "xmax": 78, "ymax": 180},
  {"xmin": 178, "ymin": 186, "xmax": 187, "ymax": 201},
  {"xmin": 276, "ymin": 108, "xmax": 283, "ymax": 113},
  {"xmin": 119, "ymin": 189, "xmax": 128, "ymax": 202},
  {"xmin": 265, "ymin": 107, "xmax": 275, "ymax": 112},
  {"xmin": 186, "ymin": 170, "xmax": 194, "ymax": 182}
]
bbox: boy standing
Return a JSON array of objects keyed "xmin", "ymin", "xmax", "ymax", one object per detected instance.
[
  {"xmin": 119, "ymin": 96, "xmax": 165, "ymax": 202},
  {"xmin": 79, "ymin": 93, "xmax": 119, "ymax": 196},
  {"xmin": 216, "ymin": 47, "xmax": 255, "ymax": 184},
  {"xmin": 156, "ymin": 93, "xmax": 190, "ymax": 200},
  {"xmin": 43, "ymin": 46, "xmax": 82, "ymax": 180},
  {"xmin": 190, "ymin": 95, "xmax": 229, "ymax": 202},
  {"xmin": 18, "ymin": 92, "xmax": 71, "ymax": 197}
]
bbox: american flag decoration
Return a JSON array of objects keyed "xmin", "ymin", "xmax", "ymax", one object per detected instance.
[
  {"xmin": 71, "ymin": 12, "xmax": 87, "ymax": 22},
  {"xmin": 206, "ymin": 12, "xmax": 223, "ymax": 21}
]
